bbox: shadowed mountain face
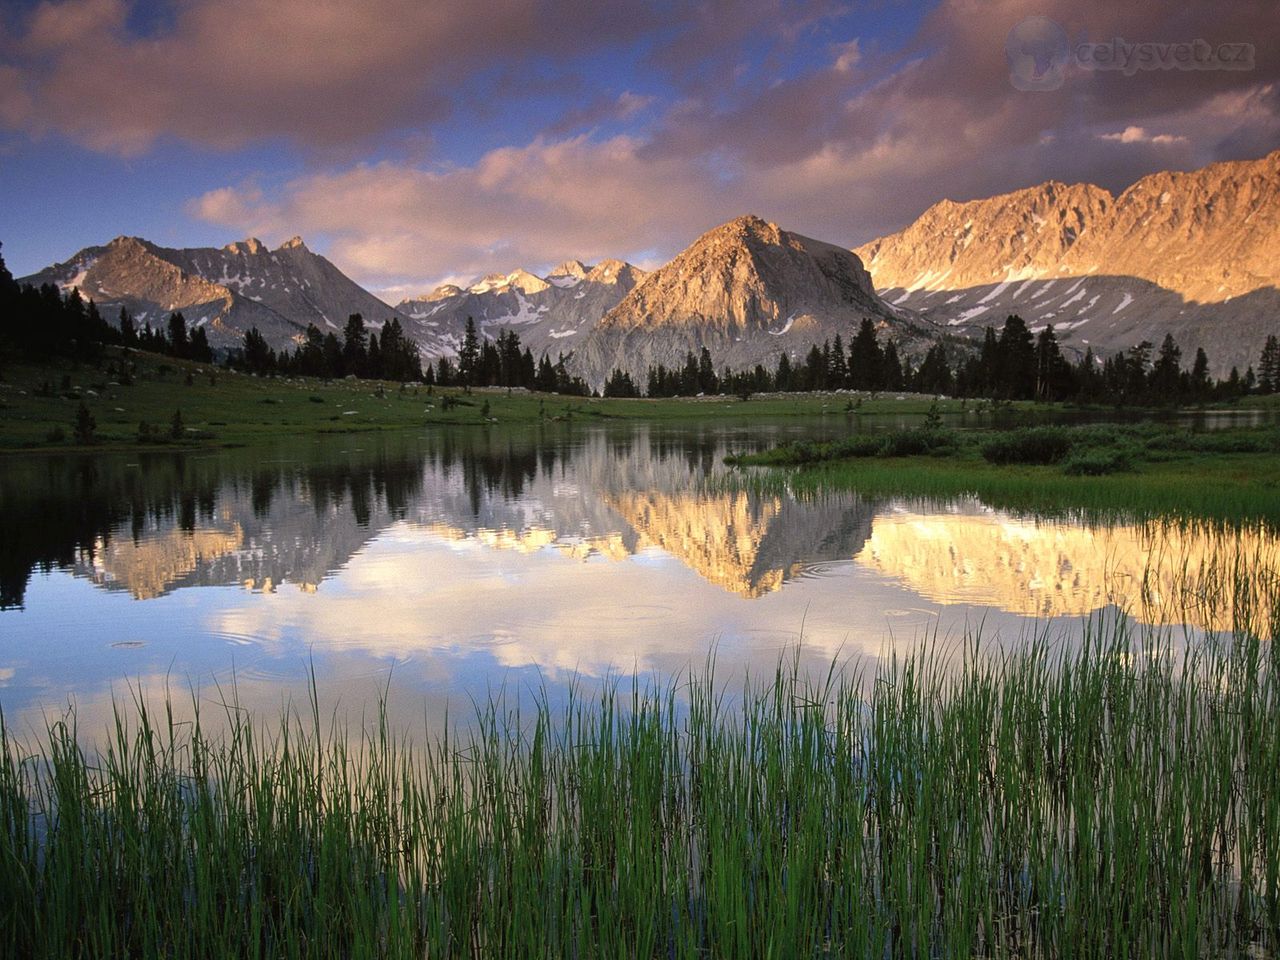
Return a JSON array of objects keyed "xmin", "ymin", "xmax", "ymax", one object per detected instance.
[
  {"xmin": 855, "ymin": 150, "xmax": 1280, "ymax": 374},
  {"xmin": 20, "ymin": 235, "xmax": 432, "ymax": 352},
  {"xmin": 576, "ymin": 215, "xmax": 933, "ymax": 386},
  {"xmin": 395, "ymin": 259, "xmax": 646, "ymax": 360}
]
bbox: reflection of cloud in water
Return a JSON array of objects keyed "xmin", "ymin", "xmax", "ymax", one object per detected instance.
[
  {"xmin": 857, "ymin": 502, "xmax": 1278, "ymax": 630},
  {"xmin": 210, "ymin": 522, "xmax": 916, "ymax": 679}
]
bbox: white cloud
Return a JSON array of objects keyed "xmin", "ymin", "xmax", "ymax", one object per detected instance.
[{"xmin": 1099, "ymin": 126, "xmax": 1187, "ymax": 145}]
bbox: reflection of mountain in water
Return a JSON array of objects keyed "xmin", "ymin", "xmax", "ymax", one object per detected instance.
[
  {"xmin": 410, "ymin": 428, "xmax": 875, "ymax": 598},
  {"xmin": 3, "ymin": 426, "xmax": 875, "ymax": 604},
  {"xmin": 6, "ymin": 429, "xmax": 1275, "ymax": 617},
  {"xmin": 857, "ymin": 503, "xmax": 1278, "ymax": 630},
  {"xmin": 605, "ymin": 487, "xmax": 873, "ymax": 598},
  {"xmin": 1, "ymin": 447, "xmax": 428, "ymax": 606}
]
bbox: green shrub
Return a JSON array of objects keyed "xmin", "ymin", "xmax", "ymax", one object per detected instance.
[
  {"xmin": 881, "ymin": 428, "xmax": 952, "ymax": 458},
  {"xmin": 829, "ymin": 434, "xmax": 884, "ymax": 458},
  {"xmin": 981, "ymin": 427, "xmax": 1074, "ymax": 465},
  {"xmin": 1062, "ymin": 448, "xmax": 1133, "ymax": 476}
]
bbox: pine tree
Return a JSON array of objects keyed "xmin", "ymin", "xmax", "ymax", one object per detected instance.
[
  {"xmin": 997, "ymin": 315, "xmax": 1036, "ymax": 399},
  {"xmin": 849, "ymin": 318, "xmax": 883, "ymax": 390},
  {"xmin": 697, "ymin": 347, "xmax": 717, "ymax": 394},
  {"xmin": 534, "ymin": 354, "xmax": 556, "ymax": 393},
  {"xmin": 829, "ymin": 334, "xmax": 849, "ymax": 388},
  {"xmin": 1034, "ymin": 324, "xmax": 1071, "ymax": 401},
  {"xmin": 342, "ymin": 313, "xmax": 368, "ymax": 377},
  {"xmin": 881, "ymin": 340, "xmax": 904, "ymax": 391},
  {"xmin": 189, "ymin": 326, "xmax": 213, "ymax": 364},
  {"xmin": 242, "ymin": 327, "xmax": 275, "ymax": 375},
  {"xmin": 458, "ymin": 317, "xmax": 480, "ymax": 388},
  {"xmin": 118, "ymin": 307, "xmax": 137, "ymax": 346},
  {"xmin": 803, "ymin": 344, "xmax": 826, "ymax": 391},
  {"xmin": 1149, "ymin": 333, "xmax": 1183, "ymax": 403},
  {"xmin": 0, "ymin": 242, "xmax": 16, "ymax": 298},
  {"xmin": 167, "ymin": 312, "xmax": 190, "ymax": 359},
  {"xmin": 1189, "ymin": 348, "xmax": 1211, "ymax": 401},
  {"xmin": 1259, "ymin": 335, "xmax": 1280, "ymax": 394},
  {"xmin": 775, "ymin": 353, "xmax": 793, "ymax": 392}
]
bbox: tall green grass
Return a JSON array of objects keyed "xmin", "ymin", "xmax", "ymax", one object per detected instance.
[{"xmin": 2, "ymin": 619, "xmax": 1278, "ymax": 957}]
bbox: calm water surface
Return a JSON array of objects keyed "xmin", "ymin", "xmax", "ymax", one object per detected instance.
[{"xmin": 1, "ymin": 415, "xmax": 1275, "ymax": 732}]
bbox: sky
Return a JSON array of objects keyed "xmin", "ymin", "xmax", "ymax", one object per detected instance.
[{"xmin": 1, "ymin": 0, "xmax": 1277, "ymax": 302}]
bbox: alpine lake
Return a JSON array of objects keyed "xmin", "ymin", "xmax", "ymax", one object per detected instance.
[{"xmin": 3, "ymin": 408, "xmax": 1277, "ymax": 734}]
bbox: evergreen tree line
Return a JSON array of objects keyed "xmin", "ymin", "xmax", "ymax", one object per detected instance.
[
  {"xmin": 232, "ymin": 314, "xmax": 424, "ymax": 382},
  {"xmin": 606, "ymin": 316, "xmax": 1280, "ymax": 405},
  {"xmin": 0, "ymin": 250, "xmax": 213, "ymax": 367},
  {"xmin": 429, "ymin": 318, "xmax": 591, "ymax": 396}
]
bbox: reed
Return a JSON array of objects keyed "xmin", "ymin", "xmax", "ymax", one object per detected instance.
[{"xmin": 2, "ymin": 613, "xmax": 1278, "ymax": 957}]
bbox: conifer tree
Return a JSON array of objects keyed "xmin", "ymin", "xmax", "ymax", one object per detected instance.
[
  {"xmin": 1259, "ymin": 335, "xmax": 1280, "ymax": 394},
  {"xmin": 458, "ymin": 317, "xmax": 480, "ymax": 388}
]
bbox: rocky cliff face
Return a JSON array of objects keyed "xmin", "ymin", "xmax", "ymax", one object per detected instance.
[
  {"xmin": 396, "ymin": 258, "xmax": 645, "ymax": 360},
  {"xmin": 576, "ymin": 215, "xmax": 930, "ymax": 385},
  {"xmin": 22, "ymin": 235, "xmax": 431, "ymax": 352},
  {"xmin": 855, "ymin": 150, "xmax": 1280, "ymax": 373}
]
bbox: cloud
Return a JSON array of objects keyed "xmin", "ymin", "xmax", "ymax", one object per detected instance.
[
  {"xmin": 16, "ymin": 0, "xmax": 1275, "ymax": 293},
  {"xmin": 1099, "ymin": 126, "xmax": 1188, "ymax": 144},
  {"xmin": 190, "ymin": 134, "xmax": 727, "ymax": 288},
  {"xmin": 0, "ymin": 0, "xmax": 673, "ymax": 153},
  {"xmin": 831, "ymin": 38, "xmax": 862, "ymax": 73},
  {"xmin": 546, "ymin": 91, "xmax": 658, "ymax": 138}
]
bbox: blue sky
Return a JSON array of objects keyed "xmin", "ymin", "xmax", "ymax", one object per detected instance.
[{"xmin": 1, "ymin": 0, "xmax": 1276, "ymax": 299}]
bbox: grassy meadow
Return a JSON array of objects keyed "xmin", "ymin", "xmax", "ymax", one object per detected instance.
[
  {"xmin": 727, "ymin": 422, "xmax": 1280, "ymax": 524},
  {"xmin": 0, "ymin": 348, "xmax": 979, "ymax": 450}
]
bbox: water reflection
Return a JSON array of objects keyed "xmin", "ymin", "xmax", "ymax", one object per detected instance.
[
  {"xmin": 857, "ymin": 503, "xmax": 1278, "ymax": 631},
  {"xmin": 1, "ymin": 421, "xmax": 1275, "ymax": 724}
]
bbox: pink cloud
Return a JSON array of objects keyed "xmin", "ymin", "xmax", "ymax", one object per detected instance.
[{"xmin": 0, "ymin": 0, "xmax": 669, "ymax": 153}]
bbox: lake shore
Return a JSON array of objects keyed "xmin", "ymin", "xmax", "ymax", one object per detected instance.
[
  {"xmin": 726, "ymin": 421, "xmax": 1280, "ymax": 523},
  {"xmin": 4, "ymin": 347, "xmax": 1277, "ymax": 452}
]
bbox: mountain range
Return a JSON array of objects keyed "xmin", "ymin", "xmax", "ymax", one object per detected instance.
[
  {"xmin": 854, "ymin": 149, "xmax": 1280, "ymax": 374},
  {"xmin": 395, "ymin": 258, "xmax": 647, "ymax": 361},
  {"xmin": 18, "ymin": 148, "xmax": 1280, "ymax": 380},
  {"xmin": 20, "ymin": 235, "xmax": 441, "ymax": 351}
]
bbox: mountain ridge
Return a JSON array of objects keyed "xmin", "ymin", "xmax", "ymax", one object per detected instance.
[
  {"xmin": 394, "ymin": 258, "xmax": 648, "ymax": 360},
  {"xmin": 20, "ymin": 234, "xmax": 439, "ymax": 353},
  {"xmin": 854, "ymin": 149, "xmax": 1280, "ymax": 373},
  {"xmin": 574, "ymin": 214, "xmax": 932, "ymax": 385}
]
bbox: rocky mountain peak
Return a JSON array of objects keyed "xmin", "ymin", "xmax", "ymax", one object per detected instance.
[
  {"xmin": 575, "ymin": 214, "xmax": 921, "ymax": 386},
  {"xmin": 854, "ymin": 147, "xmax": 1280, "ymax": 376},
  {"xmin": 107, "ymin": 236, "xmax": 152, "ymax": 255},
  {"xmin": 549, "ymin": 259, "xmax": 589, "ymax": 280},
  {"xmin": 277, "ymin": 236, "xmax": 309, "ymax": 252},
  {"xmin": 586, "ymin": 259, "xmax": 634, "ymax": 284},
  {"xmin": 224, "ymin": 237, "xmax": 267, "ymax": 256}
]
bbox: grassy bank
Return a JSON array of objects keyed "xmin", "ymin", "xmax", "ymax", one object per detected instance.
[
  {"xmin": 728, "ymin": 422, "xmax": 1280, "ymax": 523},
  {"xmin": 2, "ymin": 616, "xmax": 1278, "ymax": 957},
  {"xmin": 0, "ymin": 349, "xmax": 986, "ymax": 450}
]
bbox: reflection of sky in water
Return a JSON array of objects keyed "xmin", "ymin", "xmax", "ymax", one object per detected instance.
[{"xmin": 1, "ymin": 421, "xmax": 1273, "ymax": 731}]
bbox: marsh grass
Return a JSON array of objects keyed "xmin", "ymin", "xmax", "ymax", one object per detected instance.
[
  {"xmin": 720, "ymin": 444, "xmax": 1280, "ymax": 526},
  {"xmin": 2, "ymin": 599, "xmax": 1279, "ymax": 958}
]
